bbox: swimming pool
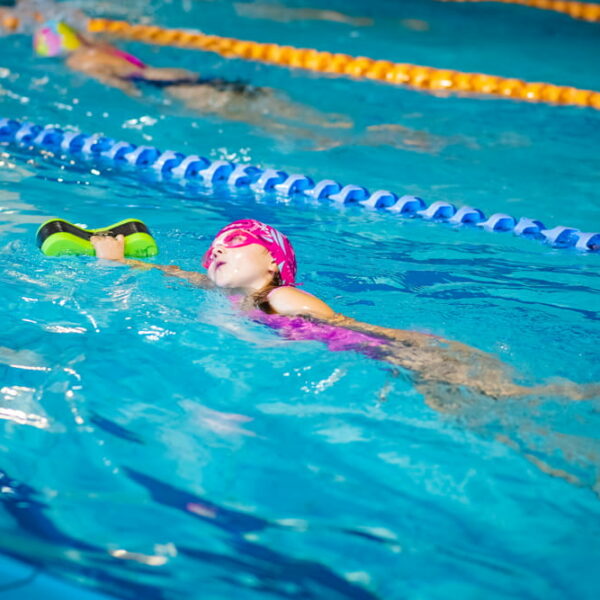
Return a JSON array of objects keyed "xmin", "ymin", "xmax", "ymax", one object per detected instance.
[{"xmin": 1, "ymin": 0, "xmax": 599, "ymax": 598}]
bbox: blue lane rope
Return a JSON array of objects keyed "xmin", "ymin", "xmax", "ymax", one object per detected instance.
[{"xmin": 1, "ymin": 118, "xmax": 598, "ymax": 252}]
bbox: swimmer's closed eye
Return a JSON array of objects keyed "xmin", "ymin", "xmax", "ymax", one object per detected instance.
[{"xmin": 36, "ymin": 218, "xmax": 158, "ymax": 258}]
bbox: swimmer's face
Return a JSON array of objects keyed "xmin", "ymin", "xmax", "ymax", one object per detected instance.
[{"xmin": 205, "ymin": 231, "xmax": 277, "ymax": 290}]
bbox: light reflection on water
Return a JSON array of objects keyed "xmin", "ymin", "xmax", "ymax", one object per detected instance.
[{"xmin": 0, "ymin": 0, "xmax": 599, "ymax": 598}]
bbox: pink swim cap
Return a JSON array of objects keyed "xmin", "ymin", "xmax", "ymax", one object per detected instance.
[{"xmin": 203, "ymin": 219, "xmax": 297, "ymax": 285}]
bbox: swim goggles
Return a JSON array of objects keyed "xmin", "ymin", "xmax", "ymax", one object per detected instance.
[{"xmin": 202, "ymin": 229, "xmax": 265, "ymax": 269}]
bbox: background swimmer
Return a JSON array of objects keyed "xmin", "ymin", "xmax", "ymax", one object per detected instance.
[
  {"xmin": 29, "ymin": 19, "xmax": 353, "ymax": 147},
  {"xmin": 33, "ymin": 20, "xmax": 244, "ymax": 98},
  {"xmin": 7, "ymin": 4, "xmax": 452, "ymax": 152},
  {"xmin": 1, "ymin": 2, "xmax": 462, "ymax": 153}
]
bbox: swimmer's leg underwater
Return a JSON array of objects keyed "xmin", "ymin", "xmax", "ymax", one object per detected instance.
[
  {"xmin": 369, "ymin": 335, "xmax": 600, "ymax": 495},
  {"xmin": 375, "ymin": 335, "xmax": 600, "ymax": 406}
]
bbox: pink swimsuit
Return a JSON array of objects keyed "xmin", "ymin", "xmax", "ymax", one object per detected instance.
[
  {"xmin": 228, "ymin": 288, "xmax": 388, "ymax": 356},
  {"xmin": 251, "ymin": 311, "xmax": 389, "ymax": 355}
]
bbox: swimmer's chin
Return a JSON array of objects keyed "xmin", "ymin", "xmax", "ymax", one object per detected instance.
[{"xmin": 207, "ymin": 270, "xmax": 242, "ymax": 289}]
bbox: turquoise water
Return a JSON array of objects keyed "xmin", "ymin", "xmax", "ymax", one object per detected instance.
[{"xmin": 1, "ymin": 0, "xmax": 600, "ymax": 598}]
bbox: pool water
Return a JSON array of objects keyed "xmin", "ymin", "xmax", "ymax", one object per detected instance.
[{"xmin": 1, "ymin": 0, "xmax": 600, "ymax": 598}]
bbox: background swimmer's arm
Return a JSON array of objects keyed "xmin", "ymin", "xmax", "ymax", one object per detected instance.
[
  {"xmin": 93, "ymin": 72, "xmax": 140, "ymax": 96},
  {"xmin": 91, "ymin": 235, "xmax": 212, "ymax": 287},
  {"xmin": 66, "ymin": 53, "xmax": 140, "ymax": 96},
  {"xmin": 267, "ymin": 286, "xmax": 335, "ymax": 319}
]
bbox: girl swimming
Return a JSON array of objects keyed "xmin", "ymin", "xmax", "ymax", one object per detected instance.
[{"xmin": 90, "ymin": 219, "xmax": 598, "ymax": 409}]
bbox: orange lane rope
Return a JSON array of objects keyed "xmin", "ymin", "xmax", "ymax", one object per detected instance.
[
  {"xmin": 0, "ymin": 14, "xmax": 20, "ymax": 31},
  {"xmin": 2, "ymin": 13, "xmax": 599, "ymax": 109},
  {"xmin": 436, "ymin": 0, "xmax": 600, "ymax": 23},
  {"xmin": 86, "ymin": 18, "xmax": 600, "ymax": 109}
]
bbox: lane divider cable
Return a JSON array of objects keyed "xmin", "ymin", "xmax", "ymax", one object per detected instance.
[{"xmin": 1, "ymin": 117, "xmax": 598, "ymax": 252}]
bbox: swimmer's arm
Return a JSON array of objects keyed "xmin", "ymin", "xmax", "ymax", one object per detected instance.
[
  {"xmin": 93, "ymin": 72, "xmax": 140, "ymax": 96},
  {"xmin": 268, "ymin": 288, "xmax": 447, "ymax": 345},
  {"xmin": 266, "ymin": 287, "xmax": 484, "ymax": 354},
  {"xmin": 122, "ymin": 259, "xmax": 212, "ymax": 286},
  {"xmin": 322, "ymin": 314, "xmax": 444, "ymax": 345},
  {"xmin": 90, "ymin": 235, "xmax": 212, "ymax": 287},
  {"xmin": 66, "ymin": 54, "xmax": 140, "ymax": 96},
  {"xmin": 323, "ymin": 315, "xmax": 491, "ymax": 360}
]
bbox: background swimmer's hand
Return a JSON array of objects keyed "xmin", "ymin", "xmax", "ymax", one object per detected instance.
[{"xmin": 91, "ymin": 234, "xmax": 125, "ymax": 261}]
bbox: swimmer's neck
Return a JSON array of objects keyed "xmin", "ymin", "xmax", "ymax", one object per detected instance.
[
  {"xmin": 220, "ymin": 275, "xmax": 278, "ymax": 296},
  {"xmin": 222, "ymin": 280, "xmax": 279, "ymax": 313}
]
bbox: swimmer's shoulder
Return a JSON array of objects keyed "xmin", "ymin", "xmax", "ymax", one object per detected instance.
[
  {"xmin": 66, "ymin": 44, "xmax": 142, "ymax": 77},
  {"xmin": 267, "ymin": 286, "xmax": 335, "ymax": 319},
  {"xmin": 66, "ymin": 45, "xmax": 112, "ymax": 71}
]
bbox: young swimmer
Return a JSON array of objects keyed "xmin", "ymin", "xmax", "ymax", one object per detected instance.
[{"xmin": 91, "ymin": 219, "xmax": 599, "ymax": 410}]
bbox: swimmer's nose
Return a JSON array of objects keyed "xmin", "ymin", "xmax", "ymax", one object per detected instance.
[{"xmin": 208, "ymin": 244, "xmax": 225, "ymax": 263}]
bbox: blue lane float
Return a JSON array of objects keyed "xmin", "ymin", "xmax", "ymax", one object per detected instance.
[{"xmin": 1, "ymin": 117, "xmax": 599, "ymax": 252}]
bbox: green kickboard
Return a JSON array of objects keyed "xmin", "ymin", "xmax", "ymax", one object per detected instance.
[{"xmin": 36, "ymin": 218, "xmax": 159, "ymax": 258}]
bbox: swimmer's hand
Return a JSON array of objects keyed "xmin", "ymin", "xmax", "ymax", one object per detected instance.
[
  {"xmin": 91, "ymin": 234, "xmax": 125, "ymax": 260},
  {"xmin": 90, "ymin": 235, "xmax": 211, "ymax": 286}
]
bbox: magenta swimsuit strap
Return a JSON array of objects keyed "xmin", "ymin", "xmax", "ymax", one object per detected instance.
[{"xmin": 111, "ymin": 47, "xmax": 146, "ymax": 69}]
